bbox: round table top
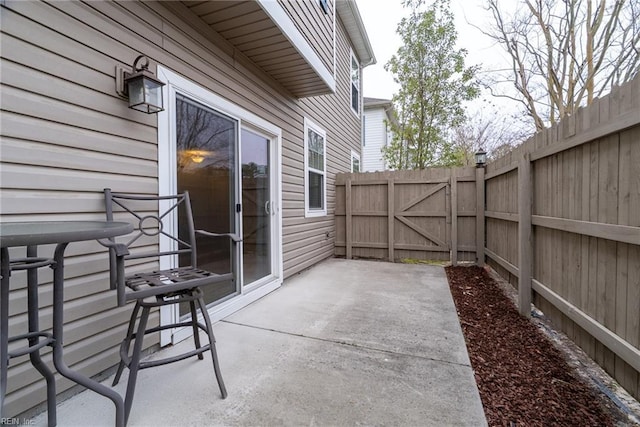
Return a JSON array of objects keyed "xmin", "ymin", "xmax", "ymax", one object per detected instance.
[{"xmin": 0, "ymin": 221, "xmax": 133, "ymax": 248}]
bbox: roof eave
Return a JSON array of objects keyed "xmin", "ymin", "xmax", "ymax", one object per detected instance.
[{"xmin": 336, "ymin": 0, "xmax": 376, "ymax": 67}]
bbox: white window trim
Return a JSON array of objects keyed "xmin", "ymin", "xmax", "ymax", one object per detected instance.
[
  {"xmin": 350, "ymin": 49, "xmax": 361, "ymax": 117},
  {"xmin": 351, "ymin": 150, "xmax": 361, "ymax": 173},
  {"xmin": 304, "ymin": 117, "xmax": 327, "ymax": 217}
]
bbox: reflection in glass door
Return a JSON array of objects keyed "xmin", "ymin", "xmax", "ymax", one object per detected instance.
[
  {"xmin": 241, "ymin": 129, "xmax": 271, "ymax": 286},
  {"xmin": 175, "ymin": 94, "xmax": 238, "ymax": 315}
]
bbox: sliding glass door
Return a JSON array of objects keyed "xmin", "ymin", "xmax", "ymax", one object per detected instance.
[{"xmin": 158, "ymin": 66, "xmax": 283, "ymax": 344}]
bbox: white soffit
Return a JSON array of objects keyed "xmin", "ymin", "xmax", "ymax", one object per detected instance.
[
  {"xmin": 258, "ymin": 0, "xmax": 336, "ymax": 93},
  {"xmin": 179, "ymin": 0, "xmax": 335, "ymax": 97},
  {"xmin": 336, "ymin": 0, "xmax": 376, "ymax": 67}
]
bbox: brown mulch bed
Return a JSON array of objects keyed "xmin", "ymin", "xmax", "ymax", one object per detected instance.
[{"xmin": 445, "ymin": 265, "xmax": 623, "ymax": 427}]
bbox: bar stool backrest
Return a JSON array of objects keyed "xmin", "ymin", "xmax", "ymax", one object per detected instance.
[
  {"xmin": 103, "ymin": 188, "xmax": 198, "ymax": 305},
  {"xmin": 103, "ymin": 192, "xmax": 229, "ymax": 424}
]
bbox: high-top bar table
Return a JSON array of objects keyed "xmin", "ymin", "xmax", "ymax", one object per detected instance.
[{"xmin": 1, "ymin": 221, "xmax": 133, "ymax": 427}]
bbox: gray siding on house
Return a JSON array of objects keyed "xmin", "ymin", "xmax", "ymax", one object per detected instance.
[
  {"xmin": 0, "ymin": 0, "xmax": 363, "ymax": 417},
  {"xmin": 278, "ymin": 0, "xmax": 335, "ymax": 74}
]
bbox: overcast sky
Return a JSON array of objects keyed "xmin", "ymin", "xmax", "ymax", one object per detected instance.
[{"xmin": 355, "ymin": 0, "xmax": 516, "ymax": 113}]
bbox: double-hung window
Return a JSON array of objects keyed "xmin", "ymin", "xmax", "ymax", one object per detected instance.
[
  {"xmin": 304, "ymin": 118, "xmax": 327, "ymax": 217},
  {"xmin": 351, "ymin": 150, "xmax": 360, "ymax": 172},
  {"xmin": 350, "ymin": 50, "xmax": 360, "ymax": 116}
]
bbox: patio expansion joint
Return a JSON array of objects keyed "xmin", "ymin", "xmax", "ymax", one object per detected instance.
[{"xmin": 220, "ymin": 319, "xmax": 472, "ymax": 369}]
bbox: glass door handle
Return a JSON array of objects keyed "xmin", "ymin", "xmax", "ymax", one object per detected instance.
[{"xmin": 265, "ymin": 200, "xmax": 270, "ymax": 215}]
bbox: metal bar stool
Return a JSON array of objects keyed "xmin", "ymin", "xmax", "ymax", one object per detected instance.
[{"xmin": 101, "ymin": 189, "xmax": 239, "ymax": 424}]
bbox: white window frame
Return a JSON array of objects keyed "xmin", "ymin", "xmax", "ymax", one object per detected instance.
[
  {"xmin": 304, "ymin": 117, "xmax": 327, "ymax": 217},
  {"xmin": 350, "ymin": 49, "xmax": 361, "ymax": 117},
  {"xmin": 351, "ymin": 150, "xmax": 361, "ymax": 173}
]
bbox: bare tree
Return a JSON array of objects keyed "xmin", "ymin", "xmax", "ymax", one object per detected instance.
[
  {"xmin": 481, "ymin": 0, "xmax": 640, "ymax": 132},
  {"xmin": 448, "ymin": 108, "xmax": 530, "ymax": 166}
]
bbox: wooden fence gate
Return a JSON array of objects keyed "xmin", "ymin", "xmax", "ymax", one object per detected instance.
[{"xmin": 335, "ymin": 168, "xmax": 479, "ymax": 263}]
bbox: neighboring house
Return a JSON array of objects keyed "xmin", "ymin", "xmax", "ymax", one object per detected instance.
[
  {"xmin": 0, "ymin": 0, "xmax": 375, "ymax": 417},
  {"xmin": 362, "ymin": 97, "xmax": 395, "ymax": 171}
]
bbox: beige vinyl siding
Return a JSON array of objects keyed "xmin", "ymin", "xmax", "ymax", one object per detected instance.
[
  {"xmin": 0, "ymin": 0, "xmax": 362, "ymax": 417},
  {"xmin": 278, "ymin": 0, "xmax": 335, "ymax": 74},
  {"xmin": 285, "ymin": 16, "xmax": 362, "ymax": 276}
]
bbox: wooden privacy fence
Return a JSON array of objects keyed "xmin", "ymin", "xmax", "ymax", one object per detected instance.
[
  {"xmin": 483, "ymin": 77, "xmax": 640, "ymax": 399},
  {"xmin": 335, "ymin": 76, "xmax": 640, "ymax": 401},
  {"xmin": 335, "ymin": 167, "xmax": 480, "ymax": 263}
]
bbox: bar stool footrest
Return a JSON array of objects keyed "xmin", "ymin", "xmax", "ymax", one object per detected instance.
[
  {"xmin": 139, "ymin": 345, "xmax": 211, "ymax": 369},
  {"xmin": 119, "ymin": 320, "xmax": 211, "ymax": 369}
]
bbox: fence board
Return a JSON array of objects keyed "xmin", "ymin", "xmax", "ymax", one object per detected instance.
[
  {"xmin": 388, "ymin": 179, "xmax": 394, "ymax": 261},
  {"xmin": 580, "ymin": 142, "xmax": 596, "ymax": 356},
  {"xmin": 476, "ymin": 167, "xmax": 485, "ymax": 267},
  {"xmin": 531, "ymin": 216, "xmax": 640, "ymax": 245},
  {"xmin": 565, "ymin": 146, "xmax": 579, "ymax": 339},
  {"xmin": 532, "ymin": 278, "xmax": 640, "ymax": 373},
  {"xmin": 346, "ymin": 180, "xmax": 352, "ymax": 259},
  {"xmin": 485, "ymin": 211, "xmax": 518, "ymax": 222},
  {"xmin": 451, "ymin": 174, "xmax": 458, "ymax": 266},
  {"xmin": 530, "ymin": 108, "xmax": 640, "ymax": 162},
  {"xmin": 519, "ymin": 155, "xmax": 532, "ymax": 316}
]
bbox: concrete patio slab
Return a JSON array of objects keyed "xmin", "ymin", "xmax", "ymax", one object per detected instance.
[
  {"xmin": 31, "ymin": 258, "xmax": 486, "ymax": 426},
  {"xmin": 227, "ymin": 258, "xmax": 471, "ymax": 366}
]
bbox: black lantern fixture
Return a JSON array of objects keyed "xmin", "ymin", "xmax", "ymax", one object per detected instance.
[
  {"xmin": 475, "ymin": 148, "xmax": 487, "ymax": 168},
  {"xmin": 116, "ymin": 55, "xmax": 165, "ymax": 114}
]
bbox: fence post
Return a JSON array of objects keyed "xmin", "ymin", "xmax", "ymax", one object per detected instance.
[
  {"xmin": 451, "ymin": 173, "xmax": 458, "ymax": 266},
  {"xmin": 476, "ymin": 167, "xmax": 485, "ymax": 267},
  {"xmin": 346, "ymin": 179, "xmax": 352, "ymax": 260},
  {"xmin": 518, "ymin": 153, "xmax": 532, "ymax": 317},
  {"xmin": 388, "ymin": 179, "xmax": 394, "ymax": 262}
]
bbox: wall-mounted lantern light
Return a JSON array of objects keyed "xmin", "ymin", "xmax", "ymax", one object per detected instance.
[
  {"xmin": 116, "ymin": 55, "xmax": 165, "ymax": 114},
  {"xmin": 475, "ymin": 148, "xmax": 487, "ymax": 168}
]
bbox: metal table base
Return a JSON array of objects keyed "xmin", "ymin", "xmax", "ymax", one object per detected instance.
[{"xmin": 1, "ymin": 221, "xmax": 133, "ymax": 427}]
